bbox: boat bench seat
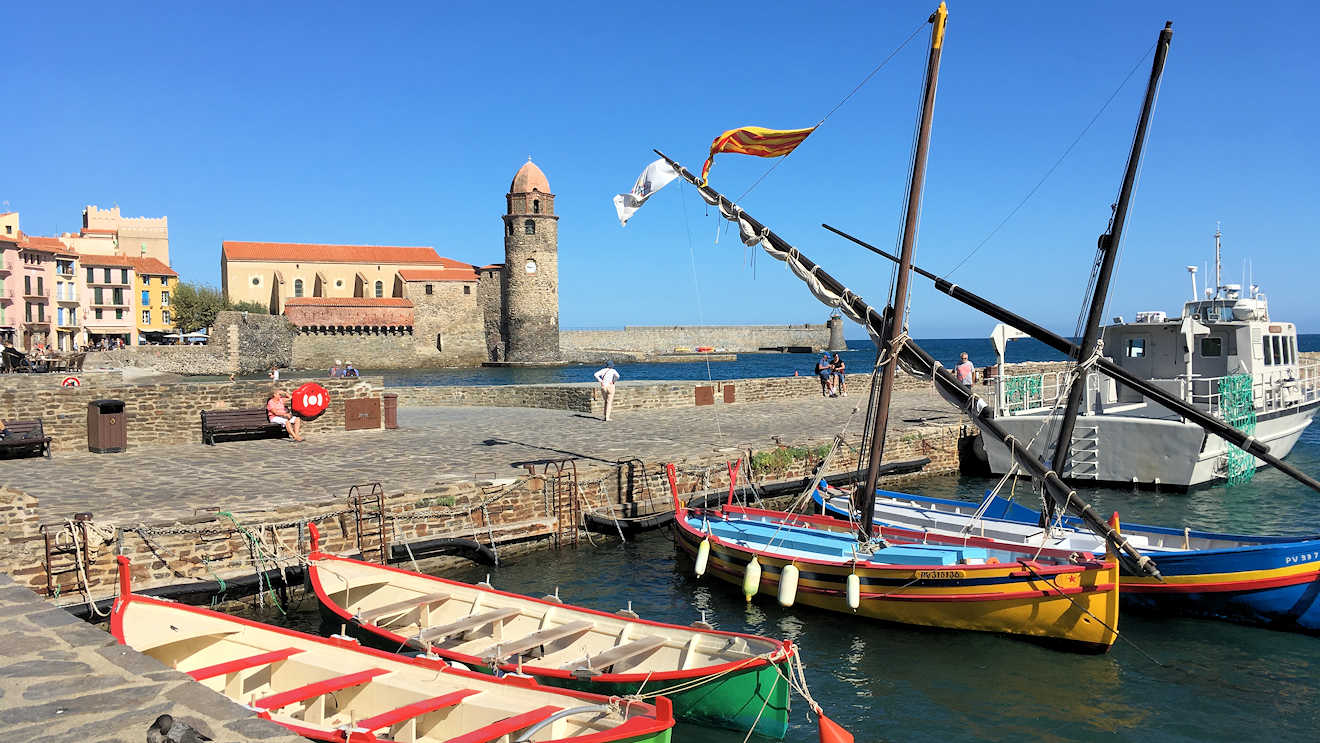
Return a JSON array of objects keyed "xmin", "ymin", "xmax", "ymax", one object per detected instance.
[
  {"xmin": 358, "ymin": 591, "xmax": 453, "ymax": 623},
  {"xmin": 356, "ymin": 688, "xmax": 482, "ymax": 732},
  {"xmin": 561, "ymin": 636, "xmax": 665, "ymax": 674},
  {"xmin": 445, "ymin": 705, "xmax": 562, "ymax": 743},
  {"xmin": 417, "ymin": 607, "xmax": 521, "ymax": 643},
  {"xmin": 475, "ymin": 620, "xmax": 594, "ymax": 662},
  {"xmin": 255, "ymin": 668, "xmax": 390, "ymax": 711},
  {"xmin": 187, "ymin": 647, "xmax": 305, "ymax": 681}
]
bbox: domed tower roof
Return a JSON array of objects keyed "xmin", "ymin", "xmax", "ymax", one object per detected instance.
[{"xmin": 510, "ymin": 159, "xmax": 551, "ymax": 194}]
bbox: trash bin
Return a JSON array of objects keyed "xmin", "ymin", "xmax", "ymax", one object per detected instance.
[
  {"xmin": 383, "ymin": 393, "xmax": 399, "ymax": 429},
  {"xmin": 87, "ymin": 399, "xmax": 127, "ymax": 453}
]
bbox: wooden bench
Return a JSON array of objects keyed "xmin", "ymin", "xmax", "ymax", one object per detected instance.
[
  {"xmin": 358, "ymin": 591, "xmax": 453, "ymax": 624},
  {"xmin": 561, "ymin": 636, "xmax": 666, "ymax": 675},
  {"xmin": 475, "ymin": 620, "xmax": 594, "ymax": 664},
  {"xmin": 0, "ymin": 419, "xmax": 52, "ymax": 458},
  {"xmin": 200, "ymin": 408, "xmax": 287, "ymax": 445},
  {"xmin": 416, "ymin": 607, "xmax": 521, "ymax": 644}
]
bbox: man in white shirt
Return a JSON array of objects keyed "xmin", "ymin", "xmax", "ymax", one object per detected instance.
[{"xmin": 594, "ymin": 361, "xmax": 620, "ymax": 421}]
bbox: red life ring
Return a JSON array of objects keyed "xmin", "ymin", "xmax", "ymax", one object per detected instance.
[{"xmin": 291, "ymin": 382, "xmax": 330, "ymax": 418}]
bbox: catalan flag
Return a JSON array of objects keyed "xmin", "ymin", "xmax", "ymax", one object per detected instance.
[{"xmin": 700, "ymin": 125, "xmax": 817, "ymax": 184}]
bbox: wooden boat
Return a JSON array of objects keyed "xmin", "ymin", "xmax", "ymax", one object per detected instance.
[
  {"xmin": 306, "ymin": 524, "xmax": 796, "ymax": 738},
  {"xmin": 674, "ymin": 497, "xmax": 1121, "ymax": 652},
  {"xmin": 813, "ymin": 487, "xmax": 1320, "ymax": 631},
  {"xmin": 110, "ymin": 556, "xmax": 674, "ymax": 743}
]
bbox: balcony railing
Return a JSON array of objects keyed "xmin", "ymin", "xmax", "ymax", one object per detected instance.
[{"xmin": 23, "ymin": 293, "xmax": 50, "ymax": 301}]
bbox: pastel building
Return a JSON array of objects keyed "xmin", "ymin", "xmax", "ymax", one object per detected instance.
[
  {"xmin": 79, "ymin": 254, "xmax": 136, "ymax": 347},
  {"xmin": 0, "ymin": 213, "xmax": 19, "ymax": 345},
  {"xmin": 133, "ymin": 257, "xmax": 178, "ymax": 339},
  {"xmin": 62, "ymin": 205, "xmax": 170, "ymax": 265}
]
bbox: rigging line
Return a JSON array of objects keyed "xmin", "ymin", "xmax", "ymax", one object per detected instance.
[
  {"xmin": 733, "ymin": 18, "xmax": 929, "ymax": 203},
  {"xmin": 941, "ymin": 38, "xmax": 1160, "ymax": 279},
  {"xmin": 680, "ymin": 181, "xmax": 726, "ymax": 445}
]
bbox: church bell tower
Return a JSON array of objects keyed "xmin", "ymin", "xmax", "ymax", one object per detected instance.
[{"xmin": 501, "ymin": 159, "xmax": 560, "ymax": 362}]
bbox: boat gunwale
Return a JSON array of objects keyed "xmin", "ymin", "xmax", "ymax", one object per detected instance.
[
  {"xmin": 691, "ymin": 505, "xmax": 1116, "ymax": 576},
  {"xmin": 307, "ymin": 550, "xmax": 793, "ymax": 685},
  {"xmin": 108, "ymin": 581, "xmax": 672, "ymax": 742}
]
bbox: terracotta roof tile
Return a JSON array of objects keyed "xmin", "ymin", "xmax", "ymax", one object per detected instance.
[
  {"xmin": 127, "ymin": 256, "xmax": 177, "ymax": 277},
  {"xmin": 284, "ymin": 297, "xmax": 413, "ymax": 308},
  {"xmin": 21, "ymin": 236, "xmax": 66, "ymax": 253},
  {"xmin": 397, "ymin": 267, "xmax": 479, "ymax": 282},
  {"xmin": 222, "ymin": 241, "xmax": 456, "ymax": 266},
  {"xmin": 77, "ymin": 253, "xmax": 137, "ymax": 268}
]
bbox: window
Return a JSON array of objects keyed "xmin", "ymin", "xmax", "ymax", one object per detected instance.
[
  {"xmin": 86, "ymin": 267, "xmax": 94, "ymax": 283},
  {"xmin": 294, "ymin": 279, "xmax": 304, "ymax": 297},
  {"xmin": 533, "ymin": 199, "xmax": 540, "ymax": 214},
  {"xmin": 1125, "ymin": 338, "xmax": 1146, "ymax": 358},
  {"xmin": 113, "ymin": 288, "xmax": 124, "ymax": 305},
  {"xmin": 161, "ymin": 277, "xmax": 169, "ymax": 287},
  {"xmin": 251, "ymin": 276, "xmax": 261, "ymax": 286},
  {"xmin": 1200, "ymin": 337, "xmax": 1222, "ymax": 357},
  {"xmin": 142, "ymin": 310, "xmax": 151, "ymax": 324},
  {"xmin": 162, "ymin": 310, "xmax": 171, "ymax": 325},
  {"xmin": 25, "ymin": 302, "xmax": 31, "ymax": 322},
  {"xmin": 463, "ymin": 285, "xmax": 471, "ymax": 295},
  {"xmin": 161, "ymin": 291, "xmax": 169, "ymax": 306},
  {"xmin": 115, "ymin": 309, "xmax": 123, "ymax": 320},
  {"xmin": 36, "ymin": 277, "xmax": 42, "ymax": 294},
  {"xmin": 334, "ymin": 279, "xmax": 344, "ymax": 289},
  {"xmin": 524, "ymin": 219, "xmax": 535, "ymax": 235},
  {"xmin": 1272, "ymin": 336, "xmax": 1283, "ymax": 366},
  {"xmin": 506, "ymin": 221, "xmax": 512, "ymax": 236},
  {"xmin": 141, "ymin": 290, "xmax": 150, "ymax": 305},
  {"xmin": 142, "ymin": 275, "xmax": 151, "ymax": 286},
  {"xmin": 1264, "ymin": 336, "xmax": 1274, "ymax": 365},
  {"xmin": 120, "ymin": 269, "xmax": 128, "ymax": 284},
  {"xmin": 374, "ymin": 280, "xmax": 383, "ymax": 298},
  {"xmin": 94, "ymin": 287, "xmax": 103, "ymax": 305},
  {"xmin": 436, "ymin": 333, "xmax": 443, "ymax": 351},
  {"xmin": 103, "ymin": 268, "xmax": 111, "ymax": 283},
  {"xmin": 425, "ymin": 284, "xmax": 433, "ymax": 295},
  {"xmin": 24, "ymin": 276, "xmax": 30, "ymax": 295},
  {"xmin": 57, "ymin": 308, "xmax": 64, "ymax": 326},
  {"xmin": 94, "ymin": 309, "xmax": 103, "ymax": 319},
  {"xmin": 37, "ymin": 304, "xmax": 44, "ymax": 322}
]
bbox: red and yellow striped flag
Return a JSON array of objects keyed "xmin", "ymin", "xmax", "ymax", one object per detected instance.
[{"xmin": 700, "ymin": 125, "xmax": 817, "ymax": 185}]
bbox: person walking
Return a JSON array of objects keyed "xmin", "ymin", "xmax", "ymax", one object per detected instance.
[
  {"xmin": 594, "ymin": 360, "xmax": 620, "ymax": 421},
  {"xmin": 955, "ymin": 352, "xmax": 977, "ymax": 388}
]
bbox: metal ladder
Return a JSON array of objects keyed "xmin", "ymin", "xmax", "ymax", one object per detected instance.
[
  {"xmin": 40, "ymin": 516, "xmax": 93, "ymax": 598},
  {"xmin": 347, "ymin": 483, "xmax": 390, "ymax": 564},
  {"xmin": 542, "ymin": 460, "xmax": 580, "ymax": 549},
  {"xmin": 1067, "ymin": 424, "xmax": 1101, "ymax": 480}
]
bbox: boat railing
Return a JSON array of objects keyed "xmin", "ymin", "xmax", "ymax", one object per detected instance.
[
  {"xmin": 990, "ymin": 371, "xmax": 1070, "ymax": 415},
  {"xmin": 1186, "ymin": 360, "xmax": 1320, "ymax": 419}
]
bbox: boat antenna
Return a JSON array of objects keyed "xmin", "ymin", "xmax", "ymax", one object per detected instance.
[
  {"xmin": 1215, "ymin": 222, "xmax": 1222, "ymax": 297},
  {"xmin": 1186, "ymin": 265, "xmax": 1198, "ymax": 302},
  {"xmin": 1048, "ymin": 21, "xmax": 1174, "ymax": 486}
]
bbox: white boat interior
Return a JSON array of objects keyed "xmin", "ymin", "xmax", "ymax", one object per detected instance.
[
  {"xmin": 118, "ymin": 598, "xmax": 650, "ymax": 743},
  {"xmin": 318, "ymin": 557, "xmax": 783, "ymax": 677}
]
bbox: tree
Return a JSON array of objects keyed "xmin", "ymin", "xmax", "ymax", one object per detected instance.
[
  {"xmin": 228, "ymin": 300, "xmax": 268, "ymax": 314},
  {"xmin": 171, "ymin": 283, "xmax": 228, "ymax": 332}
]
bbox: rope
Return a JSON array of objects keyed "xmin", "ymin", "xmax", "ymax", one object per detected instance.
[{"xmin": 1017, "ymin": 561, "xmax": 1164, "ymax": 667}]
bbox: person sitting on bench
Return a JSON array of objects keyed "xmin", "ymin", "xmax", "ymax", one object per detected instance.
[{"xmin": 266, "ymin": 388, "xmax": 304, "ymax": 442}]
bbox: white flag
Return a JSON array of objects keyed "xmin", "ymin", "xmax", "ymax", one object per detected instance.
[{"xmin": 612, "ymin": 158, "xmax": 679, "ymax": 226}]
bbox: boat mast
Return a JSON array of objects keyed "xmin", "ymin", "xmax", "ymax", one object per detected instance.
[
  {"xmin": 1049, "ymin": 22, "xmax": 1174, "ymax": 481},
  {"xmin": 1214, "ymin": 223, "xmax": 1222, "ymax": 297},
  {"xmin": 856, "ymin": 2, "xmax": 948, "ymax": 543}
]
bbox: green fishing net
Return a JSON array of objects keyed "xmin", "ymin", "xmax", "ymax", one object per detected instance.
[
  {"xmin": 1220, "ymin": 374, "xmax": 1257, "ymax": 486},
  {"xmin": 1005, "ymin": 374, "xmax": 1043, "ymax": 413}
]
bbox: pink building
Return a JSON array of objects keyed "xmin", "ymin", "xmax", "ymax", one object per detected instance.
[
  {"xmin": 78, "ymin": 254, "xmax": 137, "ymax": 347},
  {"xmin": 0, "ymin": 213, "xmax": 18, "ymax": 346},
  {"xmin": 18, "ymin": 236, "xmax": 60, "ymax": 352}
]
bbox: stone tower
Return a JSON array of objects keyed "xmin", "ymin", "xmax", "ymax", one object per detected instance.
[{"xmin": 501, "ymin": 159, "xmax": 560, "ymax": 362}]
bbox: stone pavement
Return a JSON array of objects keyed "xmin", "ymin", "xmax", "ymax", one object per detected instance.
[
  {"xmin": 0, "ymin": 573, "xmax": 303, "ymax": 743},
  {"xmin": 4, "ymin": 387, "xmax": 959, "ymax": 524}
]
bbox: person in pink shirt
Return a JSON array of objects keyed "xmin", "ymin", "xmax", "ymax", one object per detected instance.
[
  {"xmin": 266, "ymin": 388, "xmax": 304, "ymax": 441},
  {"xmin": 954, "ymin": 352, "xmax": 977, "ymax": 388}
]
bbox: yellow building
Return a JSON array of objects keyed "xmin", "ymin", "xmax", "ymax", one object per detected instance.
[
  {"xmin": 133, "ymin": 257, "xmax": 178, "ymax": 339},
  {"xmin": 220, "ymin": 241, "xmax": 464, "ymax": 314}
]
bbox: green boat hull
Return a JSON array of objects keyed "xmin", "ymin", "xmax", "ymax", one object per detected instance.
[{"xmin": 467, "ymin": 658, "xmax": 791, "ymax": 739}]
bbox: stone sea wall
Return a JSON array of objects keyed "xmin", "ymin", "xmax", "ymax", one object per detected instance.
[
  {"xmin": 0, "ymin": 374, "xmax": 384, "ymax": 452},
  {"xmin": 560, "ymin": 324, "xmax": 830, "ymax": 355}
]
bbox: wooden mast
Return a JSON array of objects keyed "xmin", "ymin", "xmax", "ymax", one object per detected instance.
[
  {"xmin": 856, "ymin": 3, "xmax": 948, "ymax": 543},
  {"xmin": 1049, "ymin": 22, "xmax": 1174, "ymax": 481}
]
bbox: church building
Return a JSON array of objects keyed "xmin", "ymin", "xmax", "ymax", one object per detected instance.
[{"xmin": 219, "ymin": 159, "xmax": 561, "ymax": 367}]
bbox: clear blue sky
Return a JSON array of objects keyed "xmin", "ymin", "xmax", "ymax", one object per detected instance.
[{"xmin": 5, "ymin": 1, "xmax": 1316, "ymax": 338}]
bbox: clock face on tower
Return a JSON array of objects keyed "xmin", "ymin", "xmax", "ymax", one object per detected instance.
[{"xmin": 525, "ymin": 259, "xmax": 538, "ymax": 274}]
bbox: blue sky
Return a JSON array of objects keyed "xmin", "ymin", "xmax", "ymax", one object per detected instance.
[{"xmin": 5, "ymin": 1, "xmax": 1316, "ymax": 338}]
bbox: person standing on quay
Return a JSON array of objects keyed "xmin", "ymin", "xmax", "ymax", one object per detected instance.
[
  {"xmin": 955, "ymin": 352, "xmax": 977, "ymax": 388},
  {"xmin": 594, "ymin": 360, "xmax": 620, "ymax": 422}
]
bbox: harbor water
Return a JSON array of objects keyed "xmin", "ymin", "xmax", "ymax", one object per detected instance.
[{"xmin": 260, "ymin": 427, "xmax": 1320, "ymax": 742}]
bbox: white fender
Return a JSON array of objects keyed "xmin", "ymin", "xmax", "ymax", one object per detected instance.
[
  {"xmin": 695, "ymin": 538, "xmax": 711, "ymax": 577},
  {"xmin": 846, "ymin": 573, "xmax": 861, "ymax": 611},
  {"xmin": 742, "ymin": 557, "xmax": 762, "ymax": 602},
  {"xmin": 778, "ymin": 563, "xmax": 800, "ymax": 607}
]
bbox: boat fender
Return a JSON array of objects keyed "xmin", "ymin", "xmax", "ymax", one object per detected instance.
[
  {"xmin": 778, "ymin": 563, "xmax": 800, "ymax": 607},
  {"xmin": 742, "ymin": 557, "xmax": 762, "ymax": 602},
  {"xmin": 846, "ymin": 573, "xmax": 861, "ymax": 611},
  {"xmin": 448, "ymin": 660, "xmax": 470, "ymax": 672},
  {"xmin": 695, "ymin": 538, "xmax": 711, "ymax": 577}
]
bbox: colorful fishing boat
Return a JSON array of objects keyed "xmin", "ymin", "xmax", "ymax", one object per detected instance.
[
  {"xmin": 674, "ymin": 487, "xmax": 1122, "ymax": 652},
  {"xmin": 813, "ymin": 487, "xmax": 1320, "ymax": 631},
  {"xmin": 110, "ymin": 556, "xmax": 674, "ymax": 743},
  {"xmin": 306, "ymin": 524, "xmax": 796, "ymax": 738}
]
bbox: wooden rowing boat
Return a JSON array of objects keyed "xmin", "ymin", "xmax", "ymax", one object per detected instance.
[
  {"xmin": 674, "ymin": 501, "xmax": 1122, "ymax": 653},
  {"xmin": 110, "ymin": 556, "xmax": 673, "ymax": 743},
  {"xmin": 306, "ymin": 524, "xmax": 795, "ymax": 738},
  {"xmin": 814, "ymin": 486, "xmax": 1320, "ymax": 631}
]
